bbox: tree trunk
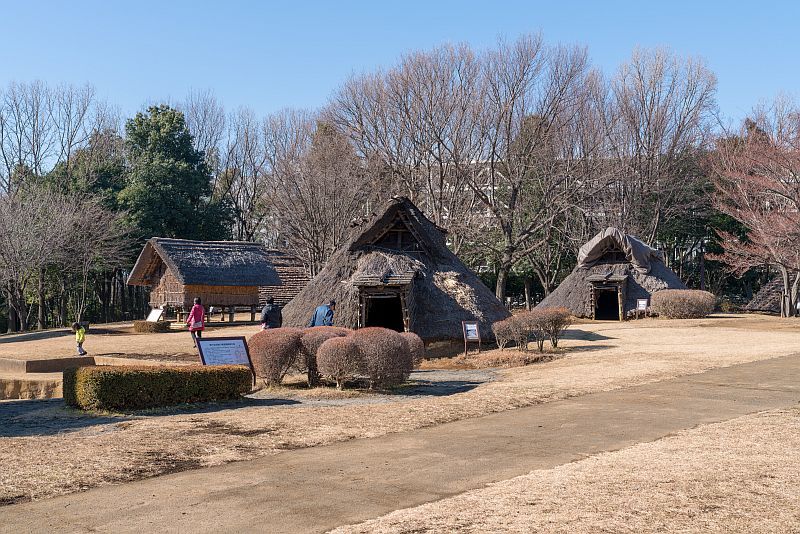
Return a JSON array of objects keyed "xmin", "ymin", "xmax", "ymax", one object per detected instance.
[
  {"xmin": 495, "ymin": 247, "xmax": 514, "ymax": 304},
  {"xmin": 37, "ymin": 268, "xmax": 46, "ymax": 330},
  {"xmin": 524, "ymin": 277, "xmax": 532, "ymax": 310}
]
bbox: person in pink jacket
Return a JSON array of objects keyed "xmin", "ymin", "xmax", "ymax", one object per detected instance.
[{"xmin": 186, "ymin": 297, "xmax": 205, "ymax": 347}]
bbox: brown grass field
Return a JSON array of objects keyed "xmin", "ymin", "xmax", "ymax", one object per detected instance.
[
  {"xmin": 334, "ymin": 407, "xmax": 800, "ymax": 533},
  {"xmin": 2, "ymin": 314, "xmax": 800, "ymax": 506}
]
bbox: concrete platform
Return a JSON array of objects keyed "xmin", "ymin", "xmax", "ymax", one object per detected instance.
[
  {"xmin": 0, "ymin": 372, "xmax": 62, "ymax": 400},
  {"xmin": 0, "ymin": 355, "xmax": 94, "ymax": 374}
]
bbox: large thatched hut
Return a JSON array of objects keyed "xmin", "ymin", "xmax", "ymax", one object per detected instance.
[
  {"xmin": 127, "ymin": 238, "xmax": 281, "ymax": 313},
  {"xmin": 537, "ymin": 228, "xmax": 686, "ymax": 320},
  {"xmin": 282, "ymin": 197, "xmax": 510, "ymax": 341},
  {"xmin": 259, "ymin": 249, "xmax": 311, "ymax": 307}
]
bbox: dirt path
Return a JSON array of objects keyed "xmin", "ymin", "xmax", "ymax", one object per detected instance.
[{"xmin": 2, "ymin": 353, "xmax": 798, "ymax": 533}]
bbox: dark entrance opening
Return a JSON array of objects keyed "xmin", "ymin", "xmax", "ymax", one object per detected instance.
[
  {"xmin": 365, "ymin": 295, "xmax": 405, "ymax": 332},
  {"xmin": 594, "ymin": 286, "xmax": 620, "ymax": 321}
]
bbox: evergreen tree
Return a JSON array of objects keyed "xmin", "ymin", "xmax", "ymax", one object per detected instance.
[{"xmin": 119, "ymin": 105, "xmax": 231, "ymax": 242}]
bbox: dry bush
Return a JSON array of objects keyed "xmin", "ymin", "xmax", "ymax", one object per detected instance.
[
  {"xmin": 399, "ymin": 332, "xmax": 425, "ymax": 368},
  {"xmin": 299, "ymin": 326, "xmax": 352, "ymax": 387},
  {"xmin": 651, "ymin": 289, "xmax": 716, "ymax": 319},
  {"xmin": 536, "ymin": 307, "xmax": 572, "ymax": 348},
  {"xmin": 512, "ymin": 312, "xmax": 545, "ymax": 352},
  {"xmin": 316, "ymin": 336, "xmax": 364, "ymax": 389},
  {"xmin": 248, "ymin": 328, "xmax": 304, "ymax": 386},
  {"xmin": 351, "ymin": 327, "xmax": 413, "ymax": 388},
  {"xmin": 133, "ymin": 320, "xmax": 171, "ymax": 333},
  {"xmin": 492, "ymin": 319, "xmax": 516, "ymax": 350}
]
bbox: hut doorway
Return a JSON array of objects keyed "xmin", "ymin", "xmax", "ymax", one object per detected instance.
[
  {"xmin": 364, "ymin": 294, "xmax": 405, "ymax": 331},
  {"xmin": 594, "ymin": 286, "xmax": 620, "ymax": 320}
]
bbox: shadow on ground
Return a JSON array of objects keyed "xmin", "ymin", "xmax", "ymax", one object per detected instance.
[{"xmin": 562, "ymin": 329, "xmax": 615, "ymax": 341}]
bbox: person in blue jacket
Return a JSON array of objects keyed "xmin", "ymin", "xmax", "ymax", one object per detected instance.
[{"xmin": 308, "ymin": 300, "xmax": 336, "ymax": 327}]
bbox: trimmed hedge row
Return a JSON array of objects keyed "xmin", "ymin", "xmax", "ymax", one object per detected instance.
[
  {"xmin": 651, "ymin": 289, "xmax": 716, "ymax": 319},
  {"xmin": 63, "ymin": 365, "xmax": 252, "ymax": 411},
  {"xmin": 248, "ymin": 327, "xmax": 424, "ymax": 389},
  {"xmin": 133, "ymin": 320, "xmax": 172, "ymax": 333}
]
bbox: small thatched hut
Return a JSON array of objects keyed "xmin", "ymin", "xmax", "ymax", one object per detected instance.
[
  {"xmin": 537, "ymin": 228, "xmax": 686, "ymax": 320},
  {"xmin": 259, "ymin": 249, "xmax": 311, "ymax": 307},
  {"xmin": 281, "ymin": 197, "xmax": 510, "ymax": 341},
  {"xmin": 745, "ymin": 276, "xmax": 784, "ymax": 314},
  {"xmin": 127, "ymin": 238, "xmax": 281, "ymax": 312}
]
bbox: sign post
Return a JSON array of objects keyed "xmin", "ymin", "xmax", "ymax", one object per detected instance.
[
  {"xmin": 636, "ymin": 299, "xmax": 649, "ymax": 319},
  {"xmin": 146, "ymin": 308, "xmax": 164, "ymax": 322},
  {"xmin": 462, "ymin": 321, "xmax": 481, "ymax": 356},
  {"xmin": 196, "ymin": 336, "xmax": 255, "ymax": 384}
]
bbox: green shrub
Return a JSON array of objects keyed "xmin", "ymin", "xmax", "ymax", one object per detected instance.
[
  {"xmin": 63, "ymin": 365, "xmax": 252, "ymax": 411},
  {"xmin": 317, "ymin": 336, "xmax": 364, "ymax": 389},
  {"xmin": 133, "ymin": 320, "xmax": 171, "ymax": 333},
  {"xmin": 248, "ymin": 328, "xmax": 303, "ymax": 386},
  {"xmin": 399, "ymin": 332, "xmax": 425, "ymax": 368},
  {"xmin": 651, "ymin": 289, "xmax": 716, "ymax": 319},
  {"xmin": 298, "ymin": 326, "xmax": 352, "ymax": 386},
  {"xmin": 351, "ymin": 327, "xmax": 413, "ymax": 389}
]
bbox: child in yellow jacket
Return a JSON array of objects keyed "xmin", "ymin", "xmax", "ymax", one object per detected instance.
[{"xmin": 72, "ymin": 322, "xmax": 87, "ymax": 355}]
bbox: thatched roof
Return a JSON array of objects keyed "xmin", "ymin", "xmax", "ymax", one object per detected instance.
[
  {"xmin": 127, "ymin": 238, "xmax": 281, "ymax": 287},
  {"xmin": 538, "ymin": 228, "xmax": 686, "ymax": 318},
  {"xmin": 281, "ymin": 197, "xmax": 510, "ymax": 340},
  {"xmin": 259, "ymin": 250, "xmax": 311, "ymax": 306},
  {"xmin": 577, "ymin": 227, "xmax": 664, "ymax": 274},
  {"xmin": 744, "ymin": 277, "xmax": 782, "ymax": 314}
]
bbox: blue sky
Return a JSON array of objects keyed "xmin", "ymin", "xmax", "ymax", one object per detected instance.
[{"xmin": 0, "ymin": 1, "xmax": 797, "ymax": 124}]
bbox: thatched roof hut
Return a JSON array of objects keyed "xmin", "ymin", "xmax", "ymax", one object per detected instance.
[
  {"xmin": 537, "ymin": 228, "xmax": 686, "ymax": 320},
  {"xmin": 127, "ymin": 238, "xmax": 281, "ymax": 310},
  {"xmin": 745, "ymin": 277, "xmax": 782, "ymax": 314},
  {"xmin": 259, "ymin": 249, "xmax": 311, "ymax": 307},
  {"xmin": 281, "ymin": 197, "xmax": 510, "ymax": 341}
]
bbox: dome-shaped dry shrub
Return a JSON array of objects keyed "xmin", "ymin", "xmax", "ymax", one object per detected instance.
[
  {"xmin": 651, "ymin": 289, "xmax": 716, "ymax": 319},
  {"xmin": 317, "ymin": 336, "xmax": 364, "ymax": 389},
  {"xmin": 351, "ymin": 327, "xmax": 413, "ymax": 388},
  {"xmin": 248, "ymin": 328, "xmax": 304, "ymax": 385},
  {"xmin": 399, "ymin": 332, "xmax": 425, "ymax": 368},
  {"xmin": 298, "ymin": 326, "xmax": 352, "ymax": 386}
]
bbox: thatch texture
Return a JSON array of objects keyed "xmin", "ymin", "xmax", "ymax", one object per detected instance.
[
  {"xmin": 127, "ymin": 238, "xmax": 281, "ymax": 309},
  {"xmin": 282, "ymin": 197, "xmax": 510, "ymax": 341},
  {"xmin": 259, "ymin": 250, "xmax": 311, "ymax": 306},
  {"xmin": 744, "ymin": 277, "xmax": 782, "ymax": 314},
  {"xmin": 538, "ymin": 228, "xmax": 686, "ymax": 318}
]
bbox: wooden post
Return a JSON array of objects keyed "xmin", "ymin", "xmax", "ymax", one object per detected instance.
[
  {"xmin": 617, "ymin": 283, "xmax": 624, "ymax": 322},
  {"xmin": 250, "ymin": 305, "xmax": 256, "ymax": 322},
  {"xmin": 228, "ymin": 307, "xmax": 235, "ymax": 323}
]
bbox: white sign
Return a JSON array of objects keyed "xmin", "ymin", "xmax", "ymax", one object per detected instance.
[
  {"xmin": 146, "ymin": 308, "xmax": 164, "ymax": 322},
  {"xmin": 636, "ymin": 299, "xmax": 648, "ymax": 311},
  {"xmin": 197, "ymin": 336, "xmax": 252, "ymax": 367},
  {"xmin": 463, "ymin": 321, "xmax": 480, "ymax": 341}
]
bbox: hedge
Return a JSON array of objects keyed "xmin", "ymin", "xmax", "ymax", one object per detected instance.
[
  {"xmin": 351, "ymin": 327, "xmax": 413, "ymax": 388},
  {"xmin": 63, "ymin": 365, "xmax": 252, "ymax": 411},
  {"xmin": 317, "ymin": 336, "xmax": 364, "ymax": 389},
  {"xmin": 133, "ymin": 320, "xmax": 172, "ymax": 333},
  {"xmin": 249, "ymin": 328, "xmax": 304, "ymax": 386},
  {"xmin": 492, "ymin": 307, "xmax": 572, "ymax": 352},
  {"xmin": 651, "ymin": 289, "xmax": 716, "ymax": 319}
]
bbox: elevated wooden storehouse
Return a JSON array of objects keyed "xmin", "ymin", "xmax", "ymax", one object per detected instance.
[
  {"xmin": 127, "ymin": 238, "xmax": 281, "ymax": 315},
  {"xmin": 537, "ymin": 228, "xmax": 686, "ymax": 320},
  {"xmin": 259, "ymin": 250, "xmax": 311, "ymax": 307},
  {"xmin": 282, "ymin": 197, "xmax": 510, "ymax": 341}
]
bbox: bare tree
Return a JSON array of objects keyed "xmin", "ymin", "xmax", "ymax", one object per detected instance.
[
  {"xmin": 181, "ymin": 89, "xmax": 226, "ymax": 175},
  {"xmin": 709, "ymin": 98, "xmax": 800, "ymax": 316},
  {"xmin": 596, "ymin": 48, "xmax": 717, "ymax": 243}
]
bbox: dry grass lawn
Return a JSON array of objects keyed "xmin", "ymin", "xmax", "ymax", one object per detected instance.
[
  {"xmin": 2, "ymin": 314, "xmax": 800, "ymax": 505},
  {"xmin": 334, "ymin": 407, "xmax": 800, "ymax": 533}
]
